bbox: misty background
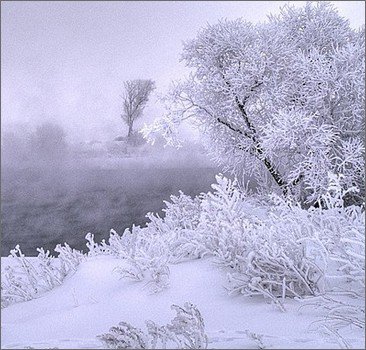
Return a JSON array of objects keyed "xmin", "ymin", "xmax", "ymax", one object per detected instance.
[
  {"xmin": 2, "ymin": 1, "xmax": 364, "ymax": 141},
  {"xmin": 1, "ymin": 1, "xmax": 364, "ymax": 255}
]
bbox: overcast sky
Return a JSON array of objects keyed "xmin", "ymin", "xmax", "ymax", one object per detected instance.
[{"xmin": 2, "ymin": 1, "xmax": 365, "ymax": 142}]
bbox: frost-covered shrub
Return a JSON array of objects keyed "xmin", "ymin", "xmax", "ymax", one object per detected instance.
[
  {"xmin": 87, "ymin": 228, "xmax": 142, "ymax": 258},
  {"xmin": 162, "ymin": 302, "xmax": 208, "ymax": 349},
  {"xmin": 198, "ymin": 176, "xmax": 261, "ymax": 266},
  {"xmin": 54, "ymin": 243, "xmax": 84, "ymax": 274},
  {"xmin": 19, "ymin": 170, "xmax": 357, "ymax": 317},
  {"xmin": 105, "ymin": 173, "xmax": 363, "ymax": 312},
  {"xmin": 1, "ymin": 244, "xmax": 84, "ymax": 308},
  {"xmin": 212, "ymin": 175, "xmax": 364, "ymax": 311},
  {"xmin": 114, "ymin": 252, "xmax": 170, "ymax": 294},
  {"xmin": 196, "ymin": 176, "xmax": 326, "ymax": 311},
  {"xmin": 90, "ymin": 193, "xmax": 204, "ymax": 292},
  {"xmin": 98, "ymin": 302, "xmax": 208, "ymax": 349},
  {"xmin": 3, "ymin": 171, "xmax": 363, "ymax": 320},
  {"xmin": 33, "ymin": 248, "xmax": 64, "ymax": 289},
  {"xmin": 148, "ymin": 192, "xmax": 207, "ymax": 263},
  {"xmin": 161, "ymin": 191, "xmax": 202, "ymax": 232},
  {"xmin": 300, "ymin": 175, "xmax": 365, "ymax": 333},
  {"xmin": 85, "ymin": 232, "xmax": 112, "ymax": 256},
  {"xmin": 84, "ymin": 226, "xmax": 172, "ymax": 293},
  {"xmin": 98, "ymin": 322, "xmax": 147, "ymax": 349},
  {"xmin": 111, "ymin": 225, "xmax": 171, "ymax": 293},
  {"xmin": 309, "ymin": 174, "xmax": 364, "ymax": 295}
]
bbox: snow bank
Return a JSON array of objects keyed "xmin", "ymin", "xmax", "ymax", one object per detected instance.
[{"xmin": 2, "ymin": 256, "xmax": 363, "ymax": 349}]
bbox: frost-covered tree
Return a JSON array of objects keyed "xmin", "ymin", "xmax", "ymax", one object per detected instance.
[
  {"xmin": 142, "ymin": 2, "xmax": 365, "ymax": 205},
  {"xmin": 121, "ymin": 79, "xmax": 155, "ymax": 137}
]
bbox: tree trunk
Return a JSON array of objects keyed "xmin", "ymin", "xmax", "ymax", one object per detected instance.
[{"xmin": 127, "ymin": 123, "xmax": 133, "ymax": 137}]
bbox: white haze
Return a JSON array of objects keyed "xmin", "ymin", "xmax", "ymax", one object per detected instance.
[{"xmin": 1, "ymin": 1, "xmax": 364, "ymax": 143}]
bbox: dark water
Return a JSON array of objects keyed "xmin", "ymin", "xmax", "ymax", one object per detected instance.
[{"xmin": 1, "ymin": 165, "xmax": 220, "ymax": 256}]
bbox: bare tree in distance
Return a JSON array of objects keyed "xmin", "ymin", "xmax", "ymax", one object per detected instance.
[{"xmin": 121, "ymin": 79, "xmax": 155, "ymax": 138}]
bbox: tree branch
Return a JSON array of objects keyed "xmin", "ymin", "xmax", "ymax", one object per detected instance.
[
  {"xmin": 217, "ymin": 117, "xmax": 252, "ymax": 139},
  {"xmin": 218, "ymin": 69, "xmax": 290, "ymax": 194},
  {"xmin": 181, "ymin": 78, "xmax": 296, "ymax": 195}
]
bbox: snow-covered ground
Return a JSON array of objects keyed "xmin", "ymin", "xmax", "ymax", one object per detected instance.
[{"xmin": 2, "ymin": 255, "xmax": 364, "ymax": 349}]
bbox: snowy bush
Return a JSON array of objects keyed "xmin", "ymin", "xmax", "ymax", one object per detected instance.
[
  {"xmin": 109, "ymin": 173, "xmax": 363, "ymax": 312},
  {"xmin": 147, "ymin": 192, "xmax": 207, "ymax": 263},
  {"xmin": 205, "ymin": 175, "xmax": 364, "ymax": 312},
  {"xmin": 321, "ymin": 175, "xmax": 365, "ymax": 294},
  {"xmin": 85, "ymin": 232, "xmax": 112, "ymax": 256},
  {"xmin": 87, "ymin": 193, "xmax": 204, "ymax": 292},
  {"xmin": 1, "ymin": 244, "xmax": 84, "ymax": 308},
  {"xmin": 98, "ymin": 302, "xmax": 208, "ymax": 349},
  {"xmin": 85, "ymin": 227, "xmax": 171, "ymax": 293},
  {"xmin": 108, "ymin": 225, "xmax": 171, "ymax": 293},
  {"xmin": 300, "ymin": 175, "xmax": 365, "ymax": 335},
  {"xmin": 4, "ymin": 172, "xmax": 363, "ymax": 320},
  {"xmin": 196, "ymin": 176, "xmax": 326, "ymax": 311},
  {"xmin": 114, "ymin": 250, "xmax": 170, "ymax": 294},
  {"xmin": 98, "ymin": 322, "xmax": 147, "ymax": 349},
  {"xmin": 54, "ymin": 243, "xmax": 84, "ymax": 275},
  {"xmin": 85, "ymin": 172, "xmax": 364, "ymax": 312}
]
